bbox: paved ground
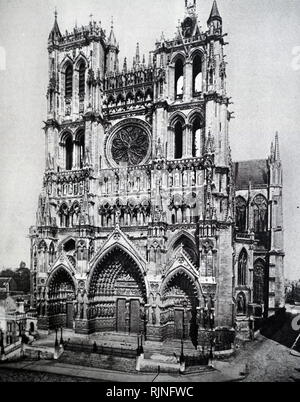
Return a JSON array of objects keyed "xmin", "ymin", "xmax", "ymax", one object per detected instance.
[
  {"xmin": 0, "ymin": 333, "xmax": 299, "ymax": 382},
  {"xmin": 0, "ymin": 366, "xmax": 98, "ymax": 382},
  {"xmin": 229, "ymin": 333, "xmax": 300, "ymax": 382},
  {"xmin": 0, "ymin": 359, "xmax": 245, "ymax": 382}
]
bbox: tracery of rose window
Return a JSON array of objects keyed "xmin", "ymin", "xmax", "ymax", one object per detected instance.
[{"xmin": 111, "ymin": 126, "xmax": 149, "ymax": 166}]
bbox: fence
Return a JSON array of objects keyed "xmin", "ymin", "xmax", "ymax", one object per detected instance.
[
  {"xmin": 64, "ymin": 341, "xmax": 137, "ymax": 359},
  {"xmin": 185, "ymin": 354, "xmax": 210, "ymax": 367}
]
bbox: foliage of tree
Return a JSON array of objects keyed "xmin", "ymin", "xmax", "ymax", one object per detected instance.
[{"xmin": 0, "ymin": 262, "xmax": 30, "ymax": 294}]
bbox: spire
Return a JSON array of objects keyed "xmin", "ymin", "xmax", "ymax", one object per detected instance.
[
  {"xmin": 148, "ymin": 52, "xmax": 153, "ymax": 68},
  {"xmin": 107, "ymin": 16, "xmax": 117, "ymax": 47},
  {"xmin": 270, "ymin": 141, "xmax": 275, "ymax": 162},
  {"xmin": 123, "ymin": 57, "xmax": 127, "ymax": 73},
  {"xmin": 44, "ymin": 193, "xmax": 52, "ymax": 226},
  {"xmin": 207, "ymin": 0, "xmax": 222, "ymax": 25},
  {"xmin": 136, "ymin": 42, "xmax": 140, "ymax": 65},
  {"xmin": 274, "ymin": 131, "xmax": 280, "ymax": 161},
  {"xmin": 48, "ymin": 8, "xmax": 62, "ymax": 43},
  {"xmin": 36, "ymin": 194, "xmax": 43, "ymax": 226}
]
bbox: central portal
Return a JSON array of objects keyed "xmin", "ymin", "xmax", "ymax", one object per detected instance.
[{"xmin": 88, "ymin": 247, "xmax": 147, "ymax": 335}]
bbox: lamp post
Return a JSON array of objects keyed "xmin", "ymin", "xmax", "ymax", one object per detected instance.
[
  {"xmin": 183, "ymin": 300, "xmax": 188, "ymax": 340},
  {"xmin": 136, "ymin": 333, "xmax": 144, "ymax": 356},
  {"xmin": 140, "ymin": 333, "xmax": 144, "ymax": 356},
  {"xmin": 136, "ymin": 334, "xmax": 140, "ymax": 356},
  {"xmin": 179, "ymin": 337, "xmax": 185, "ymax": 374},
  {"xmin": 54, "ymin": 326, "xmax": 58, "ymax": 348},
  {"xmin": 143, "ymin": 309, "xmax": 147, "ymax": 342},
  {"xmin": 60, "ymin": 326, "xmax": 64, "ymax": 346},
  {"xmin": 136, "ymin": 333, "xmax": 144, "ymax": 372},
  {"xmin": 180, "ymin": 338, "xmax": 184, "ymax": 361}
]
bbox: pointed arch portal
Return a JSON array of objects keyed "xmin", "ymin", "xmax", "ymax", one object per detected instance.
[
  {"xmin": 47, "ymin": 267, "xmax": 76, "ymax": 329},
  {"xmin": 161, "ymin": 268, "xmax": 200, "ymax": 346},
  {"xmin": 88, "ymin": 247, "xmax": 147, "ymax": 334}
]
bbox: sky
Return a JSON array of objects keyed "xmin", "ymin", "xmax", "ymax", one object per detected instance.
[{"xmin": 0, "ymin": 0, "xmax": 299, "ymax": 279}]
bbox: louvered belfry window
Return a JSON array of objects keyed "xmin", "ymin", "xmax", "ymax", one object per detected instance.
[
  {"xmin": 79, "ymin": 62, "xmax": 85, "ymax": 97},
  {"xmin": 65, "ymin": 64, "xmax": 73, "ymax": 98},
  {"xmin": 65, "ymin": 134, "xmax": 73, "ymax": 170}
]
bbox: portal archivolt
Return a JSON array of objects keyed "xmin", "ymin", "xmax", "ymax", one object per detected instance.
[
  {"xmin": 47, "ymin": 267, "xmax": 76, "ymax": 329},
  {"xmin": 161, "ymin": 268, "xmax": 200, "ymax": 344},
  {"xmin": 88, "ymin": 247, "xmax": 147, "ymax": 334}
]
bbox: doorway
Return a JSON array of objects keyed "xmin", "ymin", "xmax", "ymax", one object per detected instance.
[{"xmin": 116, "ymin": 298, "xmax": 141, "ymax": 334}]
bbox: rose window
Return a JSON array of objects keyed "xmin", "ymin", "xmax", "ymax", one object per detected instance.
[{"xmin": 111, "ymin": 125, "xmax": 150, "ymax": 166}]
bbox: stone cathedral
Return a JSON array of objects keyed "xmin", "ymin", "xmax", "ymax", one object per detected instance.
[{"xmin": 30, "ymin": 0, "xmax": 285, "ymax": 345}]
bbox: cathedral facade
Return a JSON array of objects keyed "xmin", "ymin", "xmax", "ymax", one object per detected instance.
[{"xmin": 30, "ymin": 0, "xmax": 284, "ymax": 345}]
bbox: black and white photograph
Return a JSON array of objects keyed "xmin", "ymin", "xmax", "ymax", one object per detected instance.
[{"xmin": 0, "ymin": 0, "xmax": 300, "ymax": 387}]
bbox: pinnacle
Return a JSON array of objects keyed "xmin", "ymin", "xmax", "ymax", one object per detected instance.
[
  {"xmin": 208, "ymin": 0, "xmax": 222, "ymax": 24},
  {"xmin": 274, "ymin": 131, "xmax": 280, "ymax": 161},
  {"xmin": 108, "ymin": 19, "xmax": 117, "ymax": 47},
  {"xmin": 48, "ymin": 8, "xmax": 62, "ymax": 42}
]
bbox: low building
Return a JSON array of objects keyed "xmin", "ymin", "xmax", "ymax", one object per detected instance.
[
  {"xmin": 0, "ymin": 294, "xmax": 27, "ymax": 356},
  {"xmin": 0, "ymin": 277, "xmax": 18, "ymax": 294}
]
